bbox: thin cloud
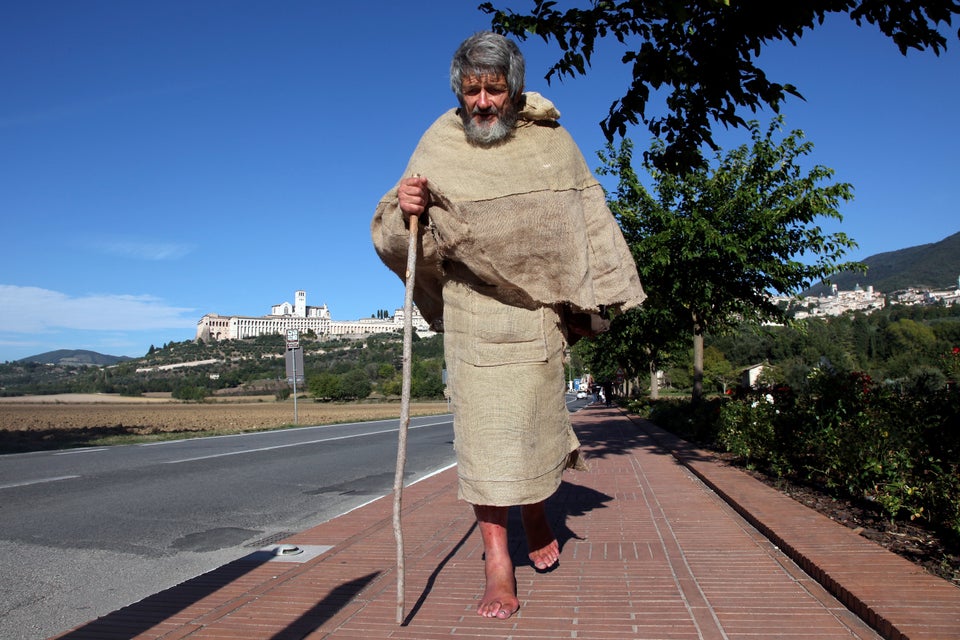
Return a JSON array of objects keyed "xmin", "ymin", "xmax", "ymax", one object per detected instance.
[
  {"xmin": 0, "ymin": 83, "xmax": 207, "ymax": 129},
  {"xmin": 0, "ymin": 285, "xmax": 196, "ymax": 333},
  {"xmin": 93, "ymin": 239, "xmax": 196, "ymax": 261}
]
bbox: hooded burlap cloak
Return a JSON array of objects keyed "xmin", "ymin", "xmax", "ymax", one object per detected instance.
[{"xmin": 372, "ymin": 93, "xmax": 645, "ymax": 506}]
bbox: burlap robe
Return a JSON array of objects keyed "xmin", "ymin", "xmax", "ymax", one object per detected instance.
[{"xmin": 372, "ymin": 93, "xmax": 645, "ymax": 506}]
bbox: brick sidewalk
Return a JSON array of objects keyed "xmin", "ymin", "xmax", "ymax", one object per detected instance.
[{"xmin": 54, "ymin": 406, "xmax": 959, "ymax": 639}]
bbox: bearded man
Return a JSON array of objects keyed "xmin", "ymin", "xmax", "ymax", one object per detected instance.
[{"xmin": 372, "ymin": 31, "xmax": 645, "ymax": 620}]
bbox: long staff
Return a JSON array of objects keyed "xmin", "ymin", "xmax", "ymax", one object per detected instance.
[{"xmin": 393, "ymin": 205, "xmax": 419, "ymax": 624}]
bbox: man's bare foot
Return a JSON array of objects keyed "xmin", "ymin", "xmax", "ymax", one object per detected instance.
[
  {"xmin": 521, "ymin": 502, "xmax": 560, "ymax": 571},
  {"xmin": 474, "ymin": 504, "xmax": 520, "ymax": 619},
  {"xmin": 478, "ymin": 555, "xmax": 520, "ymax": 619}
]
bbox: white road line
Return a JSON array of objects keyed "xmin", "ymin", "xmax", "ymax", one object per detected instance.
[
  {"xmin": 163, "ymin": 420, "xmax": 451, "ymax": 464},
  {"xmin": 0, "ymin": 475, "xmax": 80, "ymax": 490},
  {"xmin": 139, "ymin": 416, "xmax": 452, "ymax": 447},
  {"xmin": 334, "ymin": 461, "xmax": 458, "ymax": 517},
  {"xmin": 53, "ymin": 448, "xmax": 108, "ymax": 455}
]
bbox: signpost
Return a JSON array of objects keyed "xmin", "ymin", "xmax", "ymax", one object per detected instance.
[{"xmin": 284, "ymin": 329, "xmax": 302, "ymax": 425}]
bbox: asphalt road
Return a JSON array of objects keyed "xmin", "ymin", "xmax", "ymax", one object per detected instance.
[
  {"xmin": 0, "ymin": 413, "xmax": 460, "ymax": 640},
  {"xmin": 0, "ymin": 394, "xmax": 591, "ymax": 639}
]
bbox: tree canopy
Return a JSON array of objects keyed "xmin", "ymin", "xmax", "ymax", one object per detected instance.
[
  {"xmin": 598, "ymin": 118, "xmax": 858, "ymax": 399},
  {"xmin": 481, "ymin": 0, "xmax": 960, "ymax": 172}
]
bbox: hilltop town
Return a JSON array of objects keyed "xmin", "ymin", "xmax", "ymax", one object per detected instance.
[{"xmin": 771, "ymin": 277, "xmax": 960, "ymax": 320}]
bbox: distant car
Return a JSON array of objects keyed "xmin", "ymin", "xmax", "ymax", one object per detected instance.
[{"xmin": 576, "ymin": 391, "xmax": 587, "ymax": 399}]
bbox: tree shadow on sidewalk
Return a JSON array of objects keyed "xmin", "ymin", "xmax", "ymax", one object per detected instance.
[{"xmin": 575, "ymin": 406, "xmax": 718, "ymax": 465}]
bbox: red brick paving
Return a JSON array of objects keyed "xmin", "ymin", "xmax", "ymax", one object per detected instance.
[{"xmin": 53, "ymin": 407, "xmax": 959, "ymax": 639}]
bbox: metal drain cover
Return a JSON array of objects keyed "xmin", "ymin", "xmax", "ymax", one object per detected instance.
[
  {"xmin": 240, "ymin": 543, "xmax": 333, "ymax": 564},
  {"xmin": 277, "ymin": 544, "xmax": 303, "ymax": 556}
]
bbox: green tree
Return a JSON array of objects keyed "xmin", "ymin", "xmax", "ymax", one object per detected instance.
[
  {"xmin": 339, "ymin": 369, "xmax": 372, "ymax": 400},
  {"xmin": 883, "ymin": 318, "xmax": 940, "ymax": 378},
  {"xmin": 703, "ymin": 345, "xmax": 735, "ymax": 394},
  {"xmin": 885, "ymin": 318, "xmax": 938, "ymax": 356},
  {"xmin": 172, "ymin": 383, "xmax": 209, "ymax": 402},
  {"xmin": 600, "ymin": 119, "xmax": 858, "ymax": 401},
  {"xmin": 309, "ymin": 372, "xmax": 340, "ymax": 400},
  {"xmin": 482, "ymin": 0, "xmax": 959, "ymax": 172},
  {"xmin": 411, "ymin": 362, "xmax": 445, "ymax": 399},
  {"xmin": 577, "ymin": 305, "xmax": 683, "ymax": 399}
]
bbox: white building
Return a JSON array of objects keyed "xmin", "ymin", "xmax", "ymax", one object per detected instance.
[
  {"xmin": 890, "ymin": 275, "xmax": 960, "ymax": 307},
  {"xmin": 771, "ymin": 283, "xmax": 885, "ymax": 319},
  {"xmin": 196, "ymin": 290, "xmax": 433, "ymax": 343},
  {"xmin": 793, "ymin": 283, "xmax": 885, "ymax": 319},
  {"xmin": 771, "ymin": 276, "xmax": 960, "ymax": 320}
]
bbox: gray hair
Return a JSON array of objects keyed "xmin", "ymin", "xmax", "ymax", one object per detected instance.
[{"xmin": 450, "ymin": 32, "xmax": 525, "ymax": 103}]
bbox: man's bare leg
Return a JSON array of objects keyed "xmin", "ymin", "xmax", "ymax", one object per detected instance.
[
  {"xmin": 473, "ymin": 504, "xmax": 520, "ymax": 619},
  {"xmin": 521, "ymin": 501, "xmax": 560, "ymax": 570}
]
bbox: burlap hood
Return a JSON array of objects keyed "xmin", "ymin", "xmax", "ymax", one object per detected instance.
[{"xmin": 372, "ymin": 92, "xmax": 645, "ymax": 329}]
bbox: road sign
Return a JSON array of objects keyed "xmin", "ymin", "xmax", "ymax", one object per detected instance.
[
  {"xmin": 285, "ymin": 348, "xmax": 304, "ymax": 383},
  {"xmin": 285, "ymin": 328, "xmax": 299, "ymax": 350}
]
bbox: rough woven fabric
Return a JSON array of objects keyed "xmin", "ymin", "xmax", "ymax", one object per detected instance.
[
  {"xmin": 371, "ymin": 92, "xmax": 646, "ymax": 329},
  {"xmin": 442, "ymin": 280, "xmax": 583, "ymax": 506},
  {"xmin": 371, "ymin": 93, "xmax": 642, "ymax": 506}
]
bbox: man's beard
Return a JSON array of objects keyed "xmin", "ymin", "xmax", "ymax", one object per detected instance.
[{"xmin": 460, "ymin": 102, "xmax": 518, "ymax": 146}]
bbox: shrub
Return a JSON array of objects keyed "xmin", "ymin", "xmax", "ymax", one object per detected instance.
[
  {"xmin": 646, "ymin": 369, "xmax": 960, "ymax": 539},
  {"xmin": 717, "ymin": 395, "xmax": 781, "ymax": 472},
  {"xmin": 648, "ymin": 397, "xmax": 723, "ymax": 444},
  {"xmin": 172, "ymin": 384, "xmax": 209, "ymax": 402}
]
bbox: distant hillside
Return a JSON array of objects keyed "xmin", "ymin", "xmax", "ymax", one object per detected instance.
[
  {"xmin": 2, "ymin": 332, "xmax": 447, "ymax": 399},
  {"xmin": 18, "ymin": 350, "xmax": 133, "ymax": 367},
  {"xmin": 806, "ymin": 230, "xmax": 960, "ymax": 296}
]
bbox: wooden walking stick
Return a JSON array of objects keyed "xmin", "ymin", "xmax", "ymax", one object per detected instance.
[{"xmin": 393, "ymin": 188, "xmax": 420, "ymax": 624}]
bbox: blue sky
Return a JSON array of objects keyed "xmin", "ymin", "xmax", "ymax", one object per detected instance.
[{"xmin": 2, "ymin": 2, "xmax": 958, "ymax": 362}]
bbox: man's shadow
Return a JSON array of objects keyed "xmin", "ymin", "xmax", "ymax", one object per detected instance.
[{"xmin": 505, "ymin": 480, "xmax": 613, "ymax": 570}]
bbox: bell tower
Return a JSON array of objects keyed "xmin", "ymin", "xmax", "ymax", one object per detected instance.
[{"xmin": 295, "ymin": 290, "xmax": 307, "ymax": 317}]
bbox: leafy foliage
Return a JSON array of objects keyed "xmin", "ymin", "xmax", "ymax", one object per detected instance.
[
  {"xmin": 638, "ymin": 370, "xmax": 960, "ymax": 541},
  {"xmin": 481, "ymin": 0, "xmax": 960, "ymax": 172},
  {"xmin": 706, "ymin": 304, "xmax": 960, "ymax": 391},
  {"xmin": 718, "ymin": 371, "xmax": 959, "ymax": 539},
  {"xmin": 595, "ymin": 118, "xmax": 858, "ymax": 400}
]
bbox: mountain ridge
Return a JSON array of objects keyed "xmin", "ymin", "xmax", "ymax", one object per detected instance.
[
  {"xmin": 805, "ymin": 230, "xmax": 960, "ymax": 296},
  {"xmin": 18, "ymin": 349, "xmax": 133, "ymax": 367}
]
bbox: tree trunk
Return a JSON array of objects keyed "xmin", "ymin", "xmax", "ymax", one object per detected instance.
[
  {"xmin": 692, "ymin": 315, "xmax": 705, "ymax": 402},
  {"xmin": 649, "ymin": 360, "xmax": 659, "ymax": 400}
]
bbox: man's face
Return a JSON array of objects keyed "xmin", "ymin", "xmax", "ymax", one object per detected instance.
[{"xmin": 460, "ymin": 73, "xmax": 517, "ymax": 145}]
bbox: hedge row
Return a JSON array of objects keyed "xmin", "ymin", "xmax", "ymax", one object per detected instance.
[{"xmin": 637, "ymin": 370, "xmax": 960, "ymax": 541}]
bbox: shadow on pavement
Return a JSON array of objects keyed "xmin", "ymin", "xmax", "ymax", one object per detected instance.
[
  {"xmin": 577, "ymin": 406, "xmax": 717, "ymax": 466},
  {"xmin": 269, "ymin": 572, "xmax": 380, "ymax": 639},
  {"xmin": 54, "ymin": 551, "xmax": 378, "ymax": 640},
  {"xmin": 403, "ymin": 521, "xmax": 478, "ymax": 625},
  {"xmin": 504, "ymin": 480, "xmax": 615, "ymax": 569}
]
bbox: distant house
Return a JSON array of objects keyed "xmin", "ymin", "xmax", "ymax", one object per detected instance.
[{"xmin": 740, "ymin": 363, "xmax": 766, "ymax": 389}]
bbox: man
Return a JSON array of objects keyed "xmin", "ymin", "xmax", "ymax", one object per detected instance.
[{"xmin": 372, "ymin": 31, "xmax": 644, "ymax": 620}]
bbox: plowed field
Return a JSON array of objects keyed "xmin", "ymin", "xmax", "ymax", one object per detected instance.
[{"xmin": 0, "ymin": 394, "xmax": 450, "ymax": 453}]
